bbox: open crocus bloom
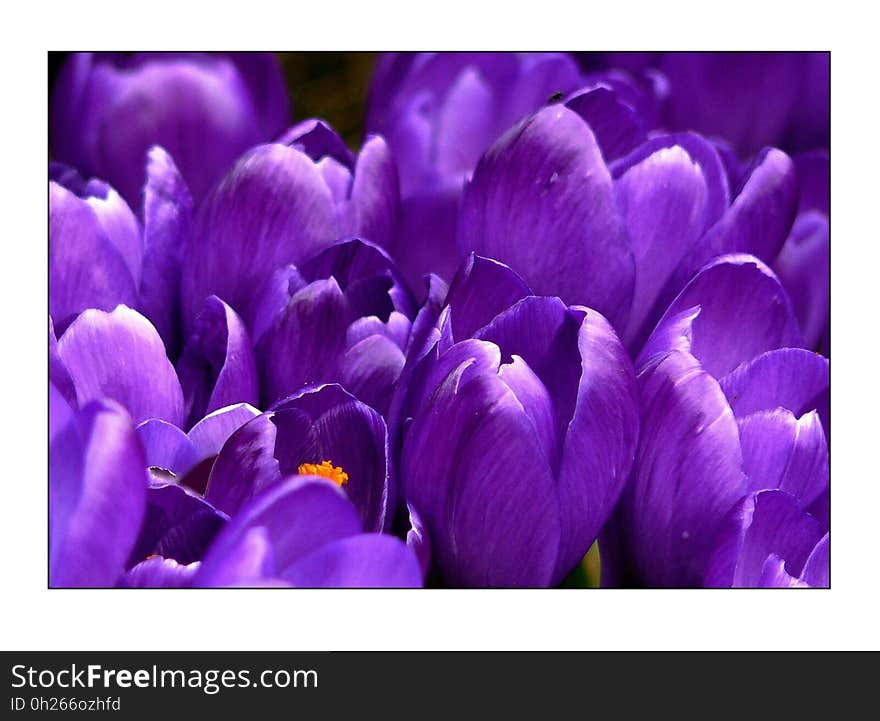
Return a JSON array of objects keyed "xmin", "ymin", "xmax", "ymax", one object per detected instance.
[
  {"xmin": 206, "ymin": 383, "xmax": 392, "ymax": 533},
  {"xmin": 606, "ymin": 254, "xmax": 828, "ymax": 587}
]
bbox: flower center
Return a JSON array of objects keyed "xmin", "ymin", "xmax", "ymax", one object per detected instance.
[{"xmin": 297, "ymin": 460, "xmax": 349, "ymax": 486}]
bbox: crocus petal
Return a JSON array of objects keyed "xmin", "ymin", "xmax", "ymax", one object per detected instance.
[
  {"xmin": 195, "ymin": 526, "xmax": 277, "ymax": 587},
  {"xmin": 401, "ymin": 356, "xmax": 562, "ymax": 587},
  {"xmin": 718, "ymin": 347, "xmax": 829, "ymax": 426},
  {"xmin": 247, "ymin": 264, "xmax": 308, "ymax": 344},
  {"xmin": 614, "ymin": 143, "xmax": 713, "ymax": 350},
  {"xmin": 79, "ymin": 179, "xmax": 143, "ymax": 287},
  {"xmin": 349, "ymin": 135, "xmax": 399, "ymax": 250},
  {"xmin": 610, "ymin": 132, "xmax": 730, "ymax": 228},
  {"xmin": 137, "ymin": 146, "xmax": 193, "ymax": 359},
  {"xmin": 119, "ymin": 557, "xmax": 199, "ymax": 588},
  {"xmin": 50, "ymin": 400, "xmax": 148, "ymax": 587},
  {"xmin": 57, "ymin": 306, "xmax": 184, "ymax": 426},
  {"xmin": 339, "ymin": 334, "xmax": 406, "ymax": 417},
  {"xmin": 444, "ymin": 254, "xmax": 532, "ymax": 340},
  {"xmin": 286, "ymin": 533, "xmax": 423, "ymax": 588},
  {"xmin": 186, "ymin": 402, "xmax": 261, "ymax": 460},
  {"xmin": 49, "ymin": 182, "xmax": 137, "ymax": 329},
  {"xmin": 496, "ymin": 354, "xmax": 561, "ymax": 468},
  {"xmin": 773, "ymin": 211, "xmax": 830, "ymax": 350},
  {"xmin": 738, "ymin": 409, "xmax": 828, "ymax": 506},
  {"xmin": 255, "ymin": 278, "xmax": 351, "ymax": 407},
  {"xmin": 621, "ymin": 350, "xmax": 746, "ymax": 587},
  {"xmin": 564, "ymin": 85, "xmax": 646, "ymax": 162},
  {"xmin": 704, "ymin": 490, "xmax": 825, "ymax": 588},
  {"xmin": 800, "ymin": 533, "xmax": 830, "ymax": 588},
  {"xmin": 177, "ymin": 295, "xmax": 258, "ymax": 429},
  {"xmin": 136, "ymin": 419, "xmax": 199, "ymax": 476},
  {"xmin": 458, "ymin": 105, "xmax": 634, "ymax": 330},
  {"xmin": 205, "ymin": 412, "xmax": 281, "ymax": 515},
  {"xmin": 181, "ymin": 143, "xmax": 339, "ymax": 327},
  {"xmin": 127, "ymin": 482, "xmax": 227, "ymax": 567},
  {"xmin": 643, "ymin": 254, "xmax": 803, "ymax": 379},
  {"xmin": 198, "ymin": 476, "xmax": 363, "ymax": 586},
  {"xmin": 553, "ymin": 309, "xmax": 639, "ymax": 581},
  {"xmin": 405, "ymin": 274, "xmax": 448, "ymax": 359}
]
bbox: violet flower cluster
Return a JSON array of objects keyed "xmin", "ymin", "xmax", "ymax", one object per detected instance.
[{"xmin": 49, "ymin": 52, "xmax": 829, "ymax": 588}]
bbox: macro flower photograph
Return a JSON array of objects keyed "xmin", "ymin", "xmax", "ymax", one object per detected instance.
[{"xmin": 47, "ymin": 50, "xmax": 830, "ymax": 589}]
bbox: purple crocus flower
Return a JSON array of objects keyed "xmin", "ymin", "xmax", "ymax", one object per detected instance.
[
  {"xmin": 459, "ymin": 104, "xmax": 799, "ymax": 349},
  {"xmin": 606, "ymin": 254, "xmax": 829, "ymax": 587},
  {"xmin": 366, "ymin": 52, "xmax": 582, "ymax": 287},
  {"xmin": 180, "ymin": 120, "xmax": 399, "ymax": 329},
  {"xmin": 396, "ymin": 254, "xmax": 639, "ymax": 587},
  {"xmin": 251, "ymin": 237, "xmax": 414, "ymax": 414},
  {"xmin": 49, "ymin": 166, "xmax": 142, "ymax": 331},
  {"xmin": 50, "ymin": 399, "xmax": 148, "ymax": 587},
  {"xmin": 206, "ymin": 383, "xmax": 393, "ymax": 534},
  {"xmin": 51, "ymin": 52, "xmax": 289, "ymax": 205}
]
